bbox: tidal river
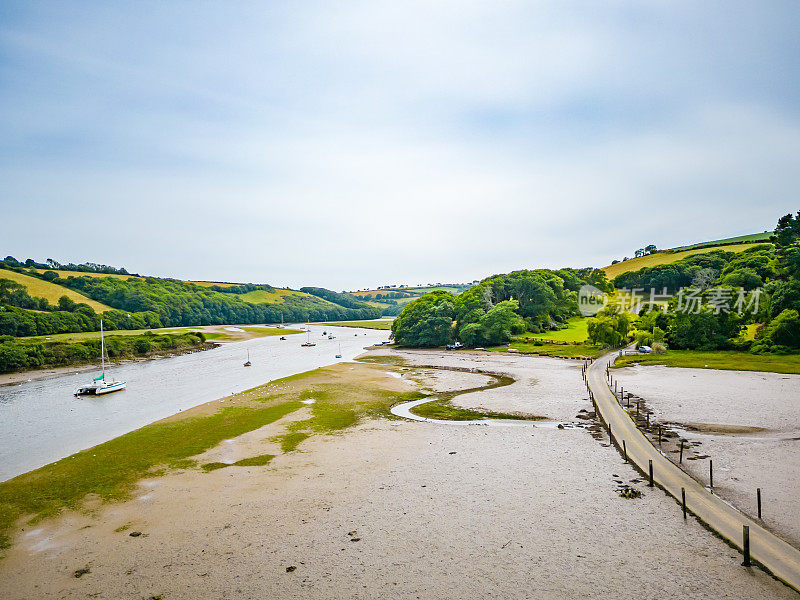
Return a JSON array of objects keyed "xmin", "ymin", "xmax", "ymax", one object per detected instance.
[{"xmin": 0, "ymin": 325, "xmax": 390, "ymax": 481}]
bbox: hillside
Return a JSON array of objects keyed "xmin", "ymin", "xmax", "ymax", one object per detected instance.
[
  {"xmin": 0, "ymin": 268, "xmax": 112, "ymax": 312},
  {"xmin": 668, "ymin": 231, "xmax": 772, "ymax": 252},
  {"xmin": 603, "ymin": 242, "xmax": 766, "ymax": 280}
]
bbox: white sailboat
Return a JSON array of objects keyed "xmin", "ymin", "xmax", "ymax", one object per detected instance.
[
  {"xmin": 74, "ymin": 320, "xmax": 127, "ymax": 395},
  {"xmin": 335, "ymin": 343, "xmax": 342, "ymax": 359},
  {"xmin": 244, "ymin": 349, "xmax": 252, "ymax": 367}
]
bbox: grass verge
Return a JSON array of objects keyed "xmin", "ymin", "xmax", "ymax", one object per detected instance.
[
  {"xmin": 612, "ymin": 350, "xmax": 800, "ymax": 374},
  {"xmin": 485, "ymin": 342, "xmax": 604, "ymax": 359},
  {"xmin": 326, "ymin": 319, "xmax": 394, "ymax": 330}
]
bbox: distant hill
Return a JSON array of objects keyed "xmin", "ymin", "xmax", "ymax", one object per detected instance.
[
  {"xmin": 0, "ymin": 258, "xmax": 380, "ymax": 337},
  {"xmin": 603, "ymin": 232, "xmax": 773, "ymax": 280}
]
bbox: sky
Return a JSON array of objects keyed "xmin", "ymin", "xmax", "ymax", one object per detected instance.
[{"xmin": 1, "ymin": 1, "xmax": 799, "ymax": 291}]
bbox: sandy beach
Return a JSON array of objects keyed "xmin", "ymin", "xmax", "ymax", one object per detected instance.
[
  {"xmin": 613, "ymin": 364, "xmax": 800, "ymax": 547},
  {"xmin": 0, "ymin": 351, "xmax": 796, "ymax": 599}
]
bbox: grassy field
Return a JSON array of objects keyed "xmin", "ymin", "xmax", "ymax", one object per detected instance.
[
  {"xmin": 32, "ymin": 269, "xmax": 134, "ymax": 280},
  {"xmin": 326, "ymin": 319, "xmax": 394, "ymax": 330},
  {"xmin": 668, "ymin": 232, "xmax": 772, "ymax": 252},
  {"xmin": 0, "ymin": 269, "xmax": 112, "ymax": 312},
  {"xmin": 603, "ymin": 243, "xmax": 763, "ymax": 280},
  {"xmin": 516, "ymin": 317, "xmax": 588, "ymax": 343},
  {"xmin": 613, "ymin": 350, "xmax": 800, "ymax": 374},
  {"xmin": 189, "ymin": 280, "xmax": 241, "ymax": 288},
  {"xmin": 485, "ymin": 341, "xmax": 604, "ymax": 359},
  {"xmin": 0, "ymin": 363, "xmax": 423, "ymax": 550},
  {"xmin": 239, "ymin": 288, "xmax": 323, "ymax": 304}
]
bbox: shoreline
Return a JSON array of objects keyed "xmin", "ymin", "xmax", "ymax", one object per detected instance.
[{"xmin": 0, "ymin": 342, "xmax": 219, "ymax": 387}]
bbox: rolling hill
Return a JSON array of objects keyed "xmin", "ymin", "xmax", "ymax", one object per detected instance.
[
  {"xmin": 0, "ymin": 268, "xmax": 113, "ymax": 312},
  {"xmin": 603, "ymin": 242, "xmax": 770, "ymax": 280}
]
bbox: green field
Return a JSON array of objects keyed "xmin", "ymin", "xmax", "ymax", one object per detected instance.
[
  {"xmin": 486, "ymin": 341, "xmax": 603, "ymax": 359},
  {"xmin": 668, "ymin": 232, "xmax": 772, "ymax": 252},
  {"xmin": 326, "ymin": 319, "xmax": 394, "ymax": 330},
  {"xmin": 0, "ymin": 269, "xmax": 112, "ymax": 312},
  {"xmin": 603, "ymin": 243, "xmax": 763, "ymax": 280},
  {"xmin": 613, "ymin": 350, "xmax": 800, "ymax": 374},
  {"xmin": 32, "ymin": 269, "xmax": 134, "ymax": 280},
  {"xmin": 516, "ymin": 317, "xmax": 588, "ymax": 343},
  {"xmin": 239, "ymin": 288, "xmax": 314, "ymax": 304}
]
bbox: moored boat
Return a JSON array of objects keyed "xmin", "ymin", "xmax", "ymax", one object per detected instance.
[{"xmin": 75, "ymin": 320, "xmax": 126, "ymax": 396}]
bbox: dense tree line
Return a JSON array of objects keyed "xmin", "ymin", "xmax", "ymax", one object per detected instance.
[
  {"xmin": 1, "ymin": 256, "xmax": 132, "ymax": 275},
  {"xmin": 0, "ymin": 331, "xmax": 206, "ymax": 374},
  {"xmin": 54, "ymin": 275, "xmax": 379, "ymax": 327},
  {"xmin": 392, "ymin": 268, "xmax": 609, "ymax": 347}
]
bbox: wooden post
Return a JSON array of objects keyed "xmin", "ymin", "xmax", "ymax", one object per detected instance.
[
  {"xmin": 658, "ymin": 425, "xmax": 662, "ymax": 446},
  {"xmin": 757, "ymin": 488, "xmax": 762, "ymax": 519},
  {"xmin": 681, "ymin": 487, "xmax": 686, "ymax": 519},
  {"xmin": 742, "ymin": 525, "xmax": 751, "ymax": 567},
  {"xmin": 627, "ymin": 394, "xmax": 630, "ymax": 409},
  {"xmin": 679, "ymin": 440, "xmax": 684, "ymax": 463},
  {"xmin": 710, "ymin": 459, "xmax": 713, "ymax": 489},
  {"xmin": 623, "ymin": 440, "xmax": 627, "ymax": 463},
  {"xmin": 636, "ymin": 401, "xmax": 640, "ymax": 417},
  {"xmin": 648, "ymin": 459, "xmax": 654, "ymax": 487},
  {"xmin": 646, "ymin": 412, "xmax": 650, "ymax": 427}
]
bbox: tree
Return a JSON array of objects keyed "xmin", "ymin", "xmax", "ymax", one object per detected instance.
[
  {"xmin": 391, "ymin": 291, "xmax": 455, "ymax": 347},
  {"xmin": 587, "ymin": 305, "xmax": 631, "ymax": 346},
  {"xmin": 459, "ymin": 300, "xmax": 525, "ymax": 347}
]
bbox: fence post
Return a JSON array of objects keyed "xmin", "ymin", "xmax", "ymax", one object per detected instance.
[
  {"xmin": 742, "ymin": 525, "xmax": 751, "ymax": 567},
  {"xmin": 757, "ymin": 488, "xmax": 762, "ymax": 519},
  {"xmin": 682, "ymin": 488, "xmax": 686, "ymax": 519},
  {"xmin": 623, "ymin": 440, "xmax": 627, "ymax": 463},
  {"xmin": 710, "ymin": 459, "xmax": 713, "ymax": 489},
  {"xmin": 679, "ymin": 440, "xmax": 684, "ymax": 463},
  {"xmin": 648, "ymin": 460, "xmax": 654, "ymax": 487}
]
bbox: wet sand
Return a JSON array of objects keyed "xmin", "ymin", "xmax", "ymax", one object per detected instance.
[
  {"xmin": 614, "ymin": 364, "xmax": 800, "ymax": 547},
  {"xmin": 0, "ymin": 354, "xmax": 796, "ymax": 599}
]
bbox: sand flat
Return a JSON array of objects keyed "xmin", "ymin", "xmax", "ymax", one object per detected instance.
[
  {"xmin": 614, "ymin": 364, "xmax": 800, "ymax": 547},
  {"xmin": 0, "ymin": 354, "xmax": 796, "ymax": 599}
]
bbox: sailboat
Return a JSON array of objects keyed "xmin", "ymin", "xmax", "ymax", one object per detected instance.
[
  {"xmin": 74, "ymin": 320, "xmax": 126, "ymax": 395},
  {"xmin": 335, "ymin": 343, "xmax": 342, "ymax": 359},
  {"xmin": 301, "ymin": 324, "xmax": 315, "ymax": 347},
  {"xmin": 244, "ymin": 349, "xmax": 252, "ymax": 367}
]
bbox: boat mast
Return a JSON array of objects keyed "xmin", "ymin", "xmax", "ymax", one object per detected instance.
[{"xmin": 100, "ymin": 319, "xmax": 105, "ymax": 378}]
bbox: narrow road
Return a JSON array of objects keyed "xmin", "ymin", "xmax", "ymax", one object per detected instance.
[{"xmin": 588, "ymin": 349, "xmax": 800, "ymax": 593}]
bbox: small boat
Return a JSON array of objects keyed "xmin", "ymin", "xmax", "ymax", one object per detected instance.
[
  {"xmin": 301, "ymin": 328, "xmax": 315, "ymax": 347},
  {"xmin": 75, "ymin": 320, "xmax": 126, "ymax": 396},
  {"xmin": 244, "ymin": 350, "xmax": 252, "ymax": 367},
  {"xmin": 328, "ymin": 335, "xmax": 335, "ymax": 340},
  {"xmin": 335, "ymin": 343, "xmax": 342, "ymax": 359},
  {"xmin": 280, "ymin": 336, "xmax": 286, "ymax": 341}
]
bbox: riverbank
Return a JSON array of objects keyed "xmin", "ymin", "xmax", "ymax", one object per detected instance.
[
  {"xmin": 0, "ymin": 324, "xmax": 304, "ymax": 385},
  {"xmin": 0, "ymin": 341, "xmax": 217, "ymax": 387},
  {"xmin": 1, "ymin": 350, "xmax": 795, "ymax": 599}
]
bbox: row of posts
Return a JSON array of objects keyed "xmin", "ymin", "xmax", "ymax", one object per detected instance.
[{"xmin": 585, "ymin": 357, "xmax": 759, "ymax": 569}]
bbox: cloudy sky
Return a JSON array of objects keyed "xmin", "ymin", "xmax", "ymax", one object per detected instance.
[{"xmin": 1, "ymin": 1, "xmax": 798, "ymax": 290}]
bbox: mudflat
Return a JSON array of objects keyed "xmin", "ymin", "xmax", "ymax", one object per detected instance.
[{"xmin": 0, "ymin": 352, "xmax": 795, "ymax": 599}]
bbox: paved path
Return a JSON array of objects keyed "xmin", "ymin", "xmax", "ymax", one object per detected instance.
[{"xmin": 588, "ymin": 349, "xmax": 800, "ymax": 593}]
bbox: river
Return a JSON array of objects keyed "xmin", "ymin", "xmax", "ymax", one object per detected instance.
[{"xmin": 0, "ymin": 325, "xmax": 390, "ymax": 481}]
